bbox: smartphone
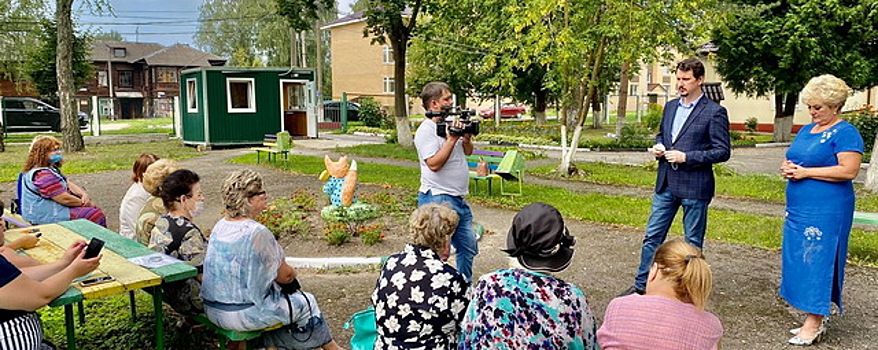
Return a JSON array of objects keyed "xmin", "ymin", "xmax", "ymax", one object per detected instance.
[
  {"xmin": 80, "ymin": 276, "xmax": 114, "ymax": 287},
  {"xmin": 83, "ymin": 238, "xmax": 104, "ymax": 259}
]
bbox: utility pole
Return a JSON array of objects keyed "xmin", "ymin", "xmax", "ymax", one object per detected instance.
[
  {"xmin": 290, "ymin": 28, "xmax": 298, "ymax": 67},
  {"xmin": 299, "ymin": 31, "xmax": 307, "ymax": 68},
  {"xmin": 315, "ymin": 22, "xmax": 322, "ymax": 94}
]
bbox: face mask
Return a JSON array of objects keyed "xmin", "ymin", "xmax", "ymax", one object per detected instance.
[
  {"xmin": 49, "ymin": 154, "xmax": 63, "ymax": 164},
  {"xmin": 190, "ymin": 201, "xmax": 204, "ymax": 218}
]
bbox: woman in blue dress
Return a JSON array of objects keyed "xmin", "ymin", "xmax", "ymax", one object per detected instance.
[{"xmin": 780, "ymin": 74, "xmax": 864, "ymax": 346}]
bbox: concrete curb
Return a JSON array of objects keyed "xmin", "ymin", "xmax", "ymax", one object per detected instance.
[{"xmin": 285, "ymin": 256, "xmax": 383, "ymax": 269}]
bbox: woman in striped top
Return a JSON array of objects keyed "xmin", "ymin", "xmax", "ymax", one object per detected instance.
[{"xmin": 597, "ymin": 238, "xmax": 723, "ymax": 350}]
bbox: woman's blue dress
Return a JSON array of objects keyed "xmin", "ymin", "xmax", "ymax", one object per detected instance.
[{"xmin": 781, "ymin": 121, "xmax": 863, "ymax": 316}]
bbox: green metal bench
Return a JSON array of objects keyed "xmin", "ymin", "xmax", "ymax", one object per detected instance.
[
  {"xmin": 193, "ymin": 314, "xmax": 283, "ymax": 350},
  {"xmin": 251, "ymin": 131, "xmax": 292, "ymax": 163},
  {"xmin": 466, "ymin": 149, "xmax": 525, "ymax": 196}
]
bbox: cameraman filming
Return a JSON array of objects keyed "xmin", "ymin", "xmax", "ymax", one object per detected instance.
[{"xmin": 414, "ymin": 82, "xmax": 478, "ymax": 281}]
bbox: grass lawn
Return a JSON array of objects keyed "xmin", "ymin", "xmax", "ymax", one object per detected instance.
[
  {"xmin": 231, "ymin": 153, "xmax": 878, "ymax": 267},
  {"xmin": 39, "ymin": 291, "xmax": 217, "ymax": 349},
  {"xmin": 0, "ymin": 140, "xmax": 200, "ymax": 182},
  {"xmin": 529, "ymin": 162, "xmax": 878, "ymax": 212}
]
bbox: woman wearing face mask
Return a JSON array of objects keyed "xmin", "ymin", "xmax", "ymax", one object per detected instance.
[
  {"xmin": 149, "ymin": 169, "xmax": 207, "ymax": 316},
  {"xmin": 18, "ymin": 136, "xmax": 106, "ymax": 226}
]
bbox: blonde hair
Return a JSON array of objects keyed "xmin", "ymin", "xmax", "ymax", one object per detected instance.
[
  {"xmin": 23, "ymin": 136, "xmax": 62, "ymax": 172},
  {"xmin": 408, "ymin": 203, "xmax": 459, "ymax": 253},
  {"xmin": 801, "ymin": 74, "xmax": 852, "ymax": 110},
  {"xmin": 142, "ymin": 159, "xmax": 180, "ymax": 196},
  {"xmin": 653, "ymin": 238, "xmax": 713, "ymax": 310},
  {"xmin": 221, "ymin": 169, "xmax": 263, "ymax": 219}
]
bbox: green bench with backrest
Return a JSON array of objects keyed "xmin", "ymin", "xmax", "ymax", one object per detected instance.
[
  {"xmin": 466, "ymin": 149, "xmax": 525, "ymax": 196},
  {"xmin": 251, "ymin": 131, "xmax": 292, "ymax": 163}
]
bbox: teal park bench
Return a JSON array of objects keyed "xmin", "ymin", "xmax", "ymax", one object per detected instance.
[
  {"xmin": 466, "ymin": 149, "xmax": 525, "ymax": 196},
  {"xmin": 853, "ymin": 211, "xmax": 878, "ymax": 226},
  {"xmin": 251, "ymin": 131, "xmax": 292, "ymax": 163}
]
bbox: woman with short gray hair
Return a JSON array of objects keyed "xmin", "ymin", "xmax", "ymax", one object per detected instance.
[
  {"xmin": 201, "ymin": 169, "xmax": 342, "ymax": 350},
  {"xmin": 780, "ymin": 74, "xmax": 864, "ymax": 346},
  {"xmin": 372, "ymin": 203, "xmax": 469, "ymax": 350}
]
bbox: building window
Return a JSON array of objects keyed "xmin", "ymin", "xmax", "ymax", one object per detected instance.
[
  {"xmin": 383, "ymin": 77, "xmax": 395, "ymax": 94},
  {"xmin": 226, "ymin": 77, "xmax": 256, "ymax": 113},
  {"xmin": 157, "ymin": 68, "xmax": 177, "ymax": 83},
  {"xmin": 629, "ymin": 85, "xmax": 638, "ymax": 96},
  {"xmin": 118, "ymin": 70, "xmax": 133, "ymax": 88},
  {"xmin": 97, "ymin": 71, "xmax": 108, "ymax": 87},
  {"xmin": 186, "ymin": 78, "xmax": 198, "ymax": 113},
  {"xmin": 383, "ymin": 46, "xmax": 394, "ymax": 64},
  {"xmin": 113, "ymin": 48, "xmax": 126, "ymax": 58}
]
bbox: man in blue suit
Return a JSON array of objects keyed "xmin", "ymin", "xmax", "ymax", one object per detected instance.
[{"xmin": 622, "ymin": 58, "xmax": 731, "ymax": 295}]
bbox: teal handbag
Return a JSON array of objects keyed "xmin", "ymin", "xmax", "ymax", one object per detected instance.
[{"xmin": 343, "ymin": 307, "xmax": 377, "ymax": 350}]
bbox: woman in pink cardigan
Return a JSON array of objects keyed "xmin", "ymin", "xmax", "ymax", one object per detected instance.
[{"xmin": 598, "ymin": 238, "xmax": 723, "ymax": 350}]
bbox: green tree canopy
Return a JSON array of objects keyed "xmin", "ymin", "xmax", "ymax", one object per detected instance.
[
  {"xmin": 92, "ymin": 29, "xmax": 123, "ymax": 41},
  {"xmin": 712, "ymin": 0, "xmax": 878, "ymax": 141},
  {"xmin": 25, "ymin": 21, "xmax": 92, "ymax": 105}
]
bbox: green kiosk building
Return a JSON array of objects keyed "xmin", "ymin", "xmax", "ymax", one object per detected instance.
[{"xmin": 178, "ymin": 67, "xmax": 318, "ymax": 147}]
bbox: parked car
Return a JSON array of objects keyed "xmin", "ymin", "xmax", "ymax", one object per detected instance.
[
  {"xmin": 322, "ymin": 101, "xmax": 360, "ymax": 122},
  {"xmin": 480, "ymin": 104, "xmax": 527, "ymax": 118},
  {"xmin": 2, "ymin": 97, "xmax": 89, "ymax": 132}
]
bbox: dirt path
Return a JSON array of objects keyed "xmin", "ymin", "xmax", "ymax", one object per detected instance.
[{"xmin": 4, "ymin": 144, "xmax": 877, "ymax": 349}]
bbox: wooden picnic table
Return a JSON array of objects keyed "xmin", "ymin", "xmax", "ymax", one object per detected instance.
[{"xmin": 4, "ymin": 219, "xmax": 197, "ymax": 350}]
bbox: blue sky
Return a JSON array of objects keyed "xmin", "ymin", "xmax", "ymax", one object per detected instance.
[{"xmin": 73, "ymin": 0, "xmax": 357, "ymax": 47}]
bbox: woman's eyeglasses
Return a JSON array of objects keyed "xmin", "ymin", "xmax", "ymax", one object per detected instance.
[{"xmin": 250, "ymin": 190, "xmax": 267, "ymax": 198}]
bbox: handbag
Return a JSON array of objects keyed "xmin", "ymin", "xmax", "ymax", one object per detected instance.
[
  {"xmin": 277, "ymin": 278, "xmax": 302, "ymax": 295},
  {"xmin": 343, "ymin": 307, "xmax": 377, "ymax": 350},
  {"xmin": 476, "ymin": 157, "xmax": 489, "ymax": 177}
]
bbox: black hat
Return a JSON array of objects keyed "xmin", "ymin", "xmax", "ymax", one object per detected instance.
[{"xmin": 503, "ymin": 202, "xmax": 575, "ymax": 273}]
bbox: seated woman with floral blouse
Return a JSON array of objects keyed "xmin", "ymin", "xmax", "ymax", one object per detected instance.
[{"xmin": 372, "ymin": 203, "xmax": 470, "ymax": 350}]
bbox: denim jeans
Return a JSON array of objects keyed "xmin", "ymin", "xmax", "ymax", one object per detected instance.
[
  {"xmin": 418, "ymin": 190, "xmax": 478, "ymax": 281},
  {"xmin": 634, "ymin": 188, "xmax": 711, "ymax": 290}
]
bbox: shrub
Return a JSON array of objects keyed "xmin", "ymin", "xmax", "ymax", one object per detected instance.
[
  {"xmin": 258, "ymin": 197, "xmax": 312, "ymax": 238},
  {"xmin": 844, "ymin": 106, "xmax": 878, "ymax": 153},
  {"xmin": 729, "ymin": 130, "xmax": 743, "ymax": 141},
  {"xmin": 324, "ymin": 222, "xmax": 352, "ymax": 246},
  {"xmin": 360, "ymin": 190, "xmax": 417, "ymax": 214},
  {"xmin": 359, "ymin": 223, "xmax": 386, "ymax": 245},
  {"xmin": 617, "ymin": 124, "xmax": 653, "ymax": 148},
  {"xmin": 745, "ymin": 117, "xmax": 759, "ymax": 133},
  {"xmin": 289, "ymin": 189, "xmax": 318, "ymax": 211},
  {"xmin": 358, "ymin": 97, "xmax": 386, "ymax": 128},
  {"xmin": 643, "ymin": 103, "xmax": 663, "ymax": 131}
]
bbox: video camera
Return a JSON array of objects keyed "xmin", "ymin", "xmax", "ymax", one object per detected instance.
[{"xmin": 426, "ymin": 106, "xmax": 480, "ymax": 137}]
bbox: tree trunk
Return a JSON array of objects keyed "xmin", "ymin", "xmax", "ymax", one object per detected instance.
[
  {"xmin": 590, "ymin": 90, "xmax": 602, "ymax": 129},
  {"xmin": 559, "ymin": 38, "xmax": 606, "ymax": 174},
  {"xmin": 616, "ymin": 62, "xmax": 631, "ymax": 137},
  {"xmin": 533, "ymin": 88, "xmax": 547, "ymax": 125},
  {"xmin": 772, "ymin": 92, "xmax": 795, "ymax": 142},
  {"xmin": 56, "ymin": 0, "xmax": 84, "ymax": 152},
  {"xmin": 391, "ymin": 40, "xmax": 413, "ymax": 147},
  {"xmin": 866, "ymin": 135, "xmax": 878, "ymax": 191}
]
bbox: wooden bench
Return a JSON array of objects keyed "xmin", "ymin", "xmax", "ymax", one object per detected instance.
[
  {"xmin": 466, "ymin": 149, "xmax": 525, "ymax": 196},
  {"xmin": 193, "ymin": 314, "xmax": 282, "ymax": 350},
  {"xmin": 251, "ymin": 131, "xmax": 292, "ymax": 163}
]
